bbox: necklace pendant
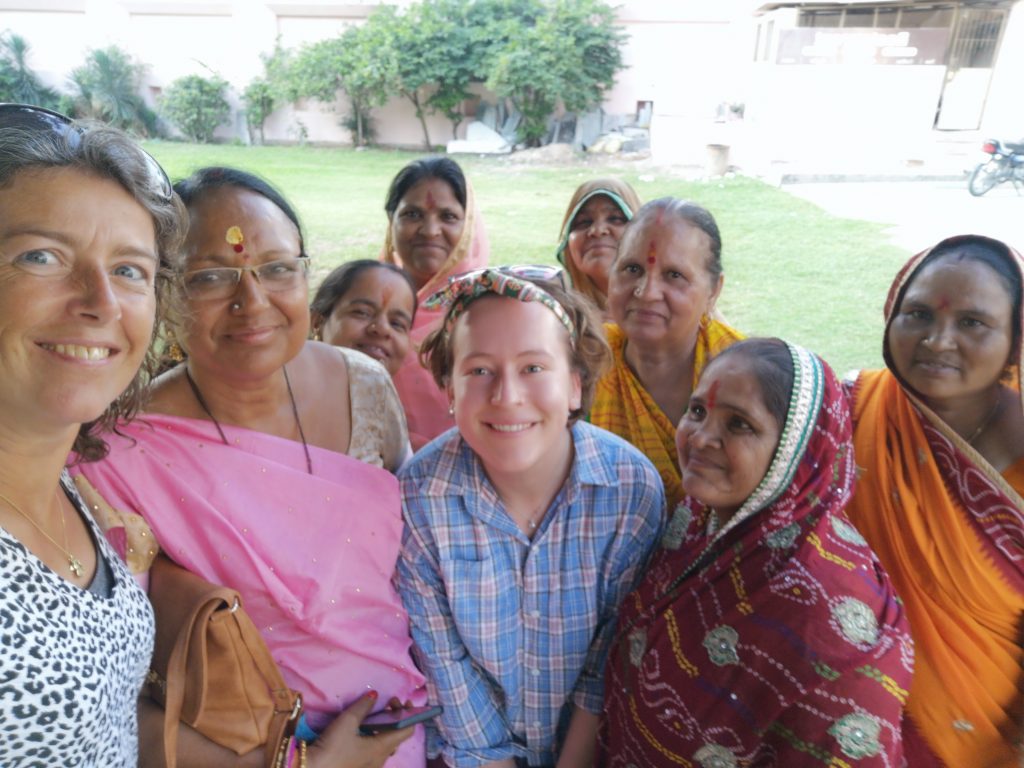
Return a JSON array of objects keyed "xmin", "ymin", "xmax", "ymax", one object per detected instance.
[{"xmin": 68, "ymin": 555, "xmax": 84, "ymax": 578}]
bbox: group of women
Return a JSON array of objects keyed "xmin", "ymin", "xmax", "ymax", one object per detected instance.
[{"xmin": 0, "ymin": 103, "xmax": 1020, "ymax": 768}]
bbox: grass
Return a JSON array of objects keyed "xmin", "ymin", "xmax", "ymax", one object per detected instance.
[{"xmin": 144, "ymin": 141, "xmax": 912, "ymax": 375}]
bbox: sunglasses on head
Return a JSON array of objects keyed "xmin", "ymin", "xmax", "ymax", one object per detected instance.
[
  {"xmin": 459, "ymin": 264, "xmax": 568, "ymax": 290},
  {"xmin": 0, "ymin": 102, "xmax": 174, "ymax": 202}
]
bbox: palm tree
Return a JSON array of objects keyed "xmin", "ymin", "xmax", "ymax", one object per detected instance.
[
  {"xmin": 0, "ymin": 32, "xmax": 59, "ymax": 108},
  {"xmin": 69, "ymin": 46, "xmax": 157, "ymax": 135}
]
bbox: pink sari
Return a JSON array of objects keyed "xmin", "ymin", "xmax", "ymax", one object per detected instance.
[
  {"xmin": 383, "ymin": 181, "xmax": 489, "ymax": 450},
  {"xmin": 78, "ymin": 414, "xmax": 427, "ymax": 767}
]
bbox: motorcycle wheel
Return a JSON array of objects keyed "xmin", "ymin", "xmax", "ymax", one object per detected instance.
[{"xmin": 968, "ymin": 161, "xmax": 1002, "ymax": 196}]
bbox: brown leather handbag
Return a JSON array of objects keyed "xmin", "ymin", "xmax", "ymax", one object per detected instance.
[{"xmin": 146, "ymin": 554, "xmax": 302, "ymax": 768}]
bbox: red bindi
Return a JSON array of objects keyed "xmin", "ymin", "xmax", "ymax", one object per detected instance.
[
  {"xmin": 647, "ymin": 240, "xmax": 657, "ymax": 266},
  {"xmin": 937, "ymin": 295, "xmax": 951, "ymax": 311},
  {"xmin": 706, "ymin": 379, "xmax": 720, "ymax": 409},
  {"xmin": 233, "ymin": 244, "xmax": 244, "ymax": 254},
  {"xmin": 424, "ymin": 190, "xmax": 436, "ymax": 210}
]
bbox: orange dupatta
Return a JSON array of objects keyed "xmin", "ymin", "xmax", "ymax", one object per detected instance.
[
  {"xmin": 382, "ymin": 180, "xmax": 489, "ymax": 450},
  {"xmin": 846, "ymin": 235, "xmax": 1024, "ymax": 767},
  {"xmin": 590, "ymin": 320, "xmax": 742, "ymax": 508}
]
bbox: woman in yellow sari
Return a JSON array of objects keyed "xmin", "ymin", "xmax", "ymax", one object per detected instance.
[
  {"xmin": 590, "ymin": 198, "xmax": 743, "ymax": 508},
  {"xmin": 846, "ymin": 234, "xmax": 1024, "ymax": 767}
]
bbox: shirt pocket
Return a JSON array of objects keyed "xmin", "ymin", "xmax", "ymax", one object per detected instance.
[{"xmin": 446, "ymin": 558, "xmax": 520, "ymax": 674}]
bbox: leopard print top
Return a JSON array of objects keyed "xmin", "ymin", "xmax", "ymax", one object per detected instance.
[{"xmin": 0, "ymin": 471, "xmax": 154, "ymax": 766}]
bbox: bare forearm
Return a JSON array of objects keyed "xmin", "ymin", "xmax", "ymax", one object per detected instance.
[{"xmin": 556, "ymin": 707, "xmax": 599, "ymax": 768}]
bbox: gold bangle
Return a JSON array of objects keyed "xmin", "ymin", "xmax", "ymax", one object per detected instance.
[{"xmin": 299, "ymin": 738, "xmax": 308, "ymax": 768}]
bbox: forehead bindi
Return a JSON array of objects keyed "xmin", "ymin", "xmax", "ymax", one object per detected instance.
[
  {"xmin": 646, "ymin": 239, "xmax": 657, "ymax": 266},
  {"xmin": 706, "ymin": 379, "xmax": 720, "ymax": 409}
]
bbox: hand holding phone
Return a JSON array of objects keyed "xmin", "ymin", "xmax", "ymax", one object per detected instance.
[{"xmin": 359, "ymin": 704, "xmax": 443, "ymax": 735}]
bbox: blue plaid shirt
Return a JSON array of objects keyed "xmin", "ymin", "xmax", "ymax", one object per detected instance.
[{"xmin": 396, "ymin": 422, "xmax": 665, "ymax": 768}]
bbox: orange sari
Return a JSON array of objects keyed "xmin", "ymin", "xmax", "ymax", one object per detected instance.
[{"xmin": 846, "ymin": 235, "xmax": 1024, "ymax": 767}]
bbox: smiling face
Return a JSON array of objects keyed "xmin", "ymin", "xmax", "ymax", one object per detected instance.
[
  {"xmin": 607, "ymin": 215, "xmax": 723, "ymax": 350},
  {"xmin": 318, "ymin": 266, "xmax": 415, "ymax": 376},
  {"xmin": 676, "ymin": 354, "xmax": 783, "ymax": 522},
  {"xmin": 448, "ymin": 296, "xmax": 581, "ymax": 489},
  {"xmin": 0, "ymin": 166, "xmax": 158, "ymax": 435},
  {"xmin": 391, "ymin": 177, "xmax": 465, "ymax": 291},
  {"xmin": 888, "ymin": 255, "xmax": 1014, "ymax": 408},
  {"xmin": 178, "ymin": 186, "xmax": 308, "ymax": 382},
  {"xmin": 566, "ymin": 194, "xmax": 629, "ymax": 294}
]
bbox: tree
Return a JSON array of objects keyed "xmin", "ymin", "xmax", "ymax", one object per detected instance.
[
  {"xmin": 69, "ymin": 46, "xmax": 156, "ymax": 135},
  {"xmin": 0, "ymin": 32, "xmax": 59, "ymax": 108},
  {"xmin": 241, "ymin": 44, "xmax": 294, "ymax": 144},
  {"xmin": 290, "ymin": 24, "xmax": 394, "ymax": 147},
  {"xmin": 161, "ymin": 73, "xmax": 230, "ymax": 143},
  {"xmin": 486, "ymin": 0, "xmax": 625, "ymax": 146},
  {"xmin": 243, "ymin": 78, "xmax": 274, "ymax": 144},
  {"xmin": 365, "ymin": 1, "xmax": 478, "ymax": 150}
]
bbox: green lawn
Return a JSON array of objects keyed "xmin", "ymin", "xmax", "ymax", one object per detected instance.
[{"xmin": 144, "ymin": 141, "xmax": 911, "ymax": 375}]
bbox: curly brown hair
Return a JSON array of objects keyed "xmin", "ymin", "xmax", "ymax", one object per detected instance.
[
  {"xmin": 419, "ymin": 275, "xmax": 611, "ymax": 423},
  {"xmin": 0, "ymin": 118, "xmax": 187, "ymax": 462}
]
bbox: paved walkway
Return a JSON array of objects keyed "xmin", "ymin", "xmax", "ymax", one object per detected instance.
[{"xmin": 783, "ymin": 178, "xmax": 1023, "ymax": 253}]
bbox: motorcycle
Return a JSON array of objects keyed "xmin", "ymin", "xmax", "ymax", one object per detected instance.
[{"xmin": 967, "ymin": 138, "xmax": 1024, "ymax": 196}]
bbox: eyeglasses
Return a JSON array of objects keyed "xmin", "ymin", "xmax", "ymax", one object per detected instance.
[
  {"xmin": 181, "ymin": 258, "xmax": 310, "ymax": 300},
  {"xmin": 0, "ymin": 103, "xmax": 174, "ymax": 202}
]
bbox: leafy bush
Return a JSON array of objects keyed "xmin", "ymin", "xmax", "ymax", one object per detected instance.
[{"xmin": 161, "ymin": 73, "xmax": 230, "ymax": 143}]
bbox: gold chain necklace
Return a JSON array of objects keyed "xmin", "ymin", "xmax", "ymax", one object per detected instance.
[
  {"xmin": 967, "ymin": 397, "xmax": 1003, "ymax": 446},
  {"xmin": 0, "ymin": 489, "xmax": 84, "ymax": 577}
]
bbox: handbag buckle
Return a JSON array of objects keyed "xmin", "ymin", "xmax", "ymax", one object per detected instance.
[
  {"xmin": 290, "ymin": 694, "xmax": 303, "ymax": 720},
  {"xmin": 228, "ymin": 597, "xmax": 240, "ymax": 614}
]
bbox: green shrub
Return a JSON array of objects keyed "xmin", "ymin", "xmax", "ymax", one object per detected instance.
[{"xmin": 161, "ymin": 73, "xmax": 230, "ymax": 143}]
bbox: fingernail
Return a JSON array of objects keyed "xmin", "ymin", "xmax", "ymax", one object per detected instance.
[{"xmin": 367, "ymin": 690, "xmax": 378, "ymax": 700}]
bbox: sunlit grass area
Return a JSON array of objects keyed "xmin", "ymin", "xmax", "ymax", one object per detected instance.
[{"xmin": 145, "ymin": 141, "xmax": 911, "ymax": 374}]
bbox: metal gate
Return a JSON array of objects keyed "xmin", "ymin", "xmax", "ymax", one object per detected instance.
[{"xmin": 934, "ymin": 5, "xmax": 1010, "ymax": 130}]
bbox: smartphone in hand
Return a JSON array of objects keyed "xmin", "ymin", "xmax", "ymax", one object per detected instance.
[{"xmin": 359, "ymin": 704, "xmax": 444, "ymax": 735}]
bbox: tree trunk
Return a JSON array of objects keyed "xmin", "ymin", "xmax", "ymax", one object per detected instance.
[
  {"xmin": 357, "ymin": 109, "xmax": 364, "ymax": 147},
  {"xmin": 408, "ymin": 90, "xmax": 432, "ymax": 151}
]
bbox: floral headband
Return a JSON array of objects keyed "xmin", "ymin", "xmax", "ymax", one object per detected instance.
[{"xmin": 424, "ymin": 266, "xmax": 576, "ymax": 343}]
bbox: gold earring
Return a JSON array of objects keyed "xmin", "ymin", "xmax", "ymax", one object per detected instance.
[
  {"xmin": 312, "ymin": 326, "xmax": 322, "ymax": 341},
  {"xmin": 165, "ymin": 331, "xmax": 185, "ymax": 362}
]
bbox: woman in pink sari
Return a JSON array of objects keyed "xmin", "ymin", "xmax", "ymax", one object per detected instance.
[
  {"xmin": 381, "ymin": 157, "xmax": 489, "ymax": 449},
  {"xmin": 77, "ymin": 167, "xmax": 426, "ymax": 767}
]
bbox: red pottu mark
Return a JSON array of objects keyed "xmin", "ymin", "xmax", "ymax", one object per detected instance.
[
  {"xmin": 646, "ymin": 240, "xmax": 657, "ymax": 266},
  {"xmin": 424, "ymin": 190, "xmax": 436, "ymax": 210},
  {"xmin": 706, "ymin": 379, "xmax": 720, "ymax": 409},
  {"xmin": 233, "ymin": 243, "xmax": 244, "ymax": 254},
  {"xmin": 937, "ymin": 295, "xmax": 951, "ymax": 311}
]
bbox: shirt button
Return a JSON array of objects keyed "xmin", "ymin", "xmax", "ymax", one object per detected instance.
[
  {"xmin": 530, "ymin": 610, "xmax": 541, "ymax": 618},
  {"xmin": 533, "ymin": 721, "xmax": 542, "ymax": 728},
  {"xmin": 531, "ymin": 667, "xmax": 541, "ymax": 676}
]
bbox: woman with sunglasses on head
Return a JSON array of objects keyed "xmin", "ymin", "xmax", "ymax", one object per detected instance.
[
  {"xmin": 0, "ymin": 104, "xmax": 184, "ymax": 765},
  {"xmin": 381, "ymin": 157, "xmax": 490, "ymax": 450},
  {"xmin": 396, "ymin": 267, "xmax": 664, "ymax": 768},
  {"xmin": 78, "ymin": 167, "xmax": 426, "ymax": 766}
]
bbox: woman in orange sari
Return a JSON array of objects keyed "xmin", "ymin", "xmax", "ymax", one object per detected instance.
[
  {"xmin": 591, "ymin": 198, "xmax": 743, "ymax": 508},
  {"xmin": 381, "ymin": 157, "xmax": 489, "ymax": 449},
  {"xmin": 846, "ymin": 234, "xmax": 1024, "ymax": 767}
]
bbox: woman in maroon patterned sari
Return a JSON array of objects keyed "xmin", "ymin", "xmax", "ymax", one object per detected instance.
[{"xmin": 600, "ymin": 339, "xmax": 913, "ymax": 767}]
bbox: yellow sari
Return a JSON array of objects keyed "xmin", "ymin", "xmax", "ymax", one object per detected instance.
[{"xmin": 590, "ymin": 320, "xmax": 742, "ymax": 508}]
